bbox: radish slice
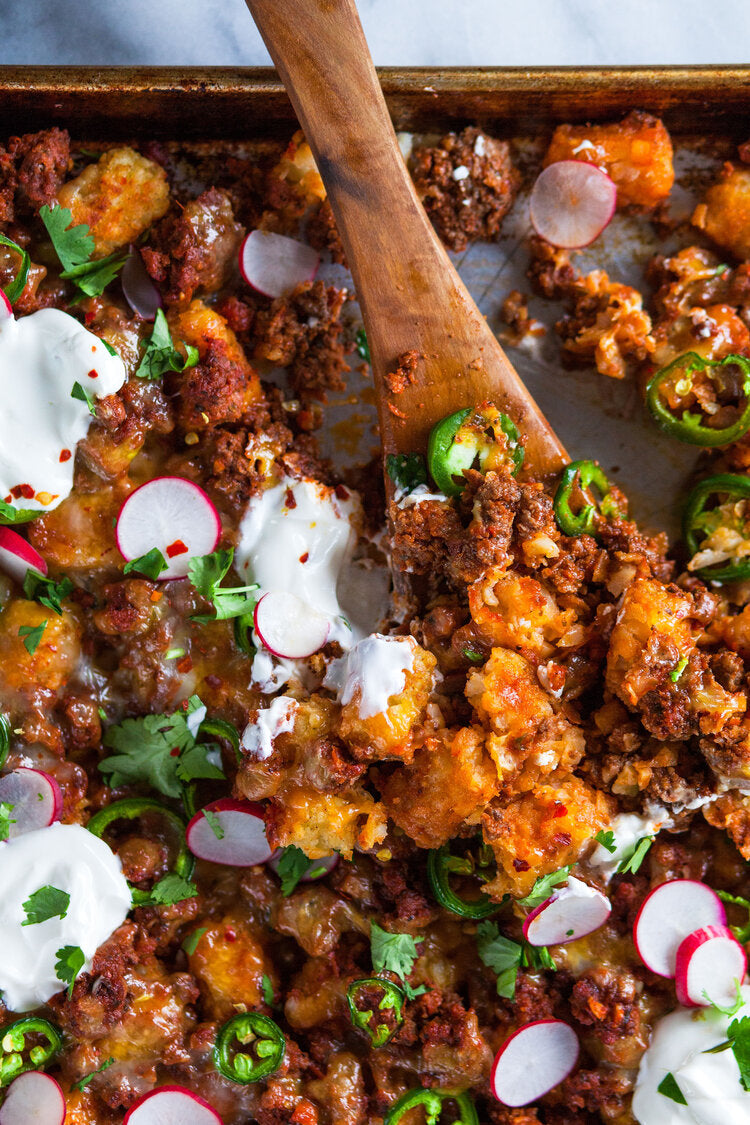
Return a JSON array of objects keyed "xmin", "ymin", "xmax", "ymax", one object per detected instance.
[
  {"xmin": 0, "ymin": 768, "xmax": 63, "ymax": 837},
  {"xmin": 254, "ymin": 591, "xmax": 330, "ymax": 659},
  {"xmin": 491, "ymin": 1019, "xmax": 579, "ymax": 1107},
  {"xmin": 267, "ymin": 848, "xmax": 338, "ymax": 882},
  {"xmin": 675, "ymin": 924, "xmax": 747, "ymax": 1008},
  {"xmin": 122, "ymin": 247, "xmax": 162, "ymax": 321},
  {"xmin": 239, "ymin": 230, "xmax": 319, "ymax": 299},
  {"xmin": 530, "ymin": 160, "xmax": 617, "ymax": 249},
  {"xmin": 0, "ymin": 1071, "xmax": 66, "ymax": 1125},
  {"xmin": 186, "ymin": 798, "xmax": 273, "ymax": 867},
  {"xmin": 523, "ymin": 877, "xmax": 611, "ymax": 946},
  {"xmin": 633, "ymin": 880, "xmax": 726, "ymax": 978},
  {"xmin": 124, "ymin": 1086, "xmax": 223, "ymax": 1125},
  {"xmin": 0, "ymin": 526, "xmax": 47, "ymax": 584},
  {"xmin": 0, "ymin": 289, "xmax": 13, "ymax": 319},
  {"xmin": 116, "ymin": 477, "xmax": 221, "ymax": 580}
]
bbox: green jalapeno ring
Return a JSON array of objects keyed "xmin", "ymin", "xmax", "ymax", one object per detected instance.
[
  {"xmin": 384, "ymin": 1087, "xmax": 479, "ymax": 1125},
  {"xmin": 554, "ymin": 459, "xmax": 622, "ymax": 539},
  {"xmin": 0, "ymin": 233, "xmax": 30, "ymax": 307},
  {"xmin": 86, "ymin": 797, "xmax": 194, "ymax": 906},
  {"xmin": 198, "ymin": 717, "xmax": 241, "ymax": 764},
  {"xmin": 213, "ymin": 1011, "xmax": 285, "ymax": 1084},
  {"xmin": 346, "ymin": 977, "xmax": 406, "ymax": 1048},
  {"xmin": 0, "ymin": 1017, "xmax": 63, "ymax": 1087},
  {"xmin": 427, "ymin": 844, "xmax": 500, "ymax": 919},
  {"xmin": 0, "ymin": 714, "xmax": 10, "ymax": 771},
  {"xmin": 646, "ymin": 351, "xmax": 750, "ymax": 447},
  {"xmin": 427, "ymin": 406, "xmax": 524, "ymax": 497},
  {"xmin": 233, "ymin": 613, "xmax": 255, "ymax": 657},
  {"xmin": 683, "ymin": 472, "xmax": 750, "ymax": 583}
]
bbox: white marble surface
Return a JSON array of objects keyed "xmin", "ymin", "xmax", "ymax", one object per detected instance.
[{"xmin": 0, "ymin": 0, "xmax": 747, "ymax": 65}]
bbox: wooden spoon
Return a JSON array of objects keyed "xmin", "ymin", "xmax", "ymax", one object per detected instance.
[{"xmin": 245, "ymin": 0, "xmax": 568, "ymax": 479}]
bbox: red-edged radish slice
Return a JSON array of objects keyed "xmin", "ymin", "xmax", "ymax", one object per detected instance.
[
  {"xmin": 530, "ymin": 161, "xmax": 617, "ymax": 249},
  {"xmin": 122, "ymin": 248, "xmax": 162, "ymax": 321},
  {"xmin": 523, "ymin": 876, "xmax": 611, "ymax": 946},
  {"xmin": 116, "ymin": 477, "xmax": 221, "ymax": 580},
  {"xmin": 0, "ymin": 289, "xmax": 13, "ymax": 319},
  {"xmin": 0, "ymin": 768, "xmax": 63, "ymax": 837},
  {"xmin": 124, "ymin": 1086, "xmax": 223, "ymax": 1125},
  {"xmin": 186, "ymin": 799, "xmax": 273, "ymax": 867},
  {"xmin": 0, "ymin": 526, "xmax": 47, "ymax": 584},
  {"xmin": 267, "ymin": 848, "xmax": 338, "ymax": 882},
  {"xmin": 254, "ymin": 591, "xmax": 330, "ymax": 659},
  {"xmin": 491, "ymin": 1020, "xmax": 579, "ymax": 1107},
  {"xmin": 239, "ymin": 230, "xmax": 319, "ymax": 299},
  {"xmin": 0, "ymin": 1071, "xmax": 66, "ymax": 1125},
  {"xmin": 675, "ymin": 924, "xmax": 747, "ymax": 1008},
  {"xmin": 633, "ymin": 880, "xmax": 726, "ymax": 978}
]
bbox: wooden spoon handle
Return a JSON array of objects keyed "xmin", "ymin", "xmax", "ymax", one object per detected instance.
[{"xmin": 246, "ymin": 0, "xmax": 568, "ymax": 478}]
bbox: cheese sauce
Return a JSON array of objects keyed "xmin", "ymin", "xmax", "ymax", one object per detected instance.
[
  {"xmin": 0, "ymin": 309, "xmax": 126, "ymax": 512},
  {"xmin": 0, "ymin": 822, "xmax": 131, "ymax": 1011}
]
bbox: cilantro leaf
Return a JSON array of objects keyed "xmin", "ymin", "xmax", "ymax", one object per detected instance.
[
  {"xmin": 71, "ymin": 381, "xmax": 96, "ymax": 416},
  {"xmin": 476, "ymin": 921, "xmax": 523, "ymax": 999},
  {"xmin": 593, "ymin": 829, "xmax": 617, "ymax": 854},
  {"xmin": 123, "ymin": 548, "xmax": 167, "ymax": 580},
  {"xmin": 703, "ymin": 979, "xmax": 744, "ymax": 1017},
  {"xmin": 174, "ymin": 741, "xmax": 225, "ymax": 784},
  {"xmin": 22, "ymin": 885, "xmax": 70, "ymax": 926},
  {"xmin": 517, "ymin": 867, "xmax": 571, "ymax": 909},
  {"xmin": 203, "ymin": 808, "xmax": 225, "ymax": 840},
  {"xmin": 717, "ymin": 890, "xmax": 750, "ymax": 944},
  {"xmin": 0, "ymin": 499, "xmax": 38, "ymax": 525},
  {"xmin": 657, "ymin": 1072, "xmax": 687, "ymax": 1105},
  {"xmin": 182, "ymin": 927, "xmax": 208, "ymax": 956},
  {"xmin": 55, "ymin": 944, "xmax": 85, "ymax": 998},
  {"xmin": 135, "ymin": 309, "xmax": 199, "ymax": 381},
  {"xmin": 355, "ymin": 328, "xmax": 370, "ymax": 362},
  {"xmin": 39, "ymin": 203, "xmax": 94, "ymax": 271},
  {"xmin": 188, "ymin": 548, "xmax": 259, "ymax": 624},
  {"xmin": 275, "ymin": 845, "xmax": 313, "ymax": 896},
  {"xmin": 60, "ymin": 250, "xmax": 127, "ymax": 298},
  {"xmin": 617, "ymin": 836, "xmax": 653, "ymax": 875},
  {"xmin": 462, "ymin": 647, "xmax": 484, "ymax": 663},
  {"xmin": 23, "ymin": 571, "xmax": 74, "ymax": 616},
  {"xmin": 147, "ymin": 873, "xmax": 197, "ymax": 905},
  {"xmin": 0, "ymin": 802, "xmax": 16, "ymax": 842},
  {"xmin": 370, "ymin": 921, "xmax": 422, "ymax": 984},
  {"xmin": 385, "ymin": 452, "xmax": 428, "ymax": 495},
  {"xmin": 728, "ymin": 1016, "xmax": 750, "ymax": 1091},
  {"xmin": 18, "ymin": 620, "xmax": 47, "ymax": 655},
  {"xmin": 72, "ymin": 1057, "xmax": 115, "ymax": 1093},
  {"xmin": 261, "ymin": 972, "xmax": 275, "ymax": 1006}
]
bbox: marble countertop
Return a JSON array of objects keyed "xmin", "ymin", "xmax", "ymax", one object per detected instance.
[{"xmin": 1, "ymin": 0, "xmax": 747, "ymax": 66}]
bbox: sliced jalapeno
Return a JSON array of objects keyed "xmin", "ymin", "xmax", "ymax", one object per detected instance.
[
  {"xmin": 384, "ymin": 1087, "xmax": 479, "ymax": 1125},
  {"xmin": 683, "ymin": 472, "xmax": 750, "ymax": 583},
  {"xmin": 233, "ymin": 613, "xmax": 256, "ymax": 656},
  {"xmin": 198, "ymin": 716, "xmax": 241, "ymax": 763},
  {"xmin": 0, "ymin": 714, "xmax": 9, "ymax": 770},
  {"xmin": 554, "ymin": 459, "xmax": 623, "ymax": 538},
  {"xmin": 0, "ymin": 233, "xmax": 30, "ymax": 306},
  {"xmin": 213, "ymin": 1012, "xmax": 285, "ymax": 1083},
  {"xmin": 646, "ymin": 351, "xmax": 750, "ymax": 446},
  {"xmin": 427, "ymin": 841, "xmax": 501, "ymax": 919},
  {"xmin": 427, "ymin": 402, "xmax": 524, "ymax": 497},
  {"xmin": 86, "ymin": 797, "xmax": 194, "ymax": 906},
  {"xmin": 0, "ymin": 1017, "xmax": 62, "ymax": 1086},
  {"xmin": 347, "ymin": 977, "xmax": 405, "ymax": 1047}
]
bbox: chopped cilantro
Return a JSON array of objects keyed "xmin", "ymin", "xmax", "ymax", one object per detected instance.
[
  {"xmin": 476, "ymin": 921, "xmax": 523, "ymax": 999},
  {"xmin": 188, "ymin": 548, "xmax": 259, "ymax": 623},
  {"xmin": 99, "ymin": 695, "xmax": 224, "ymax": 798},
  {"xmin": 670, "ymin": 656, "xmax": 689, "ymax": 683},
  {"xmin": 165, "ymin": 647, "xmax": 186, "ymax": 660},
  {"xmin": 71, "ymin": 380, "xmax": 96, "ymax": 416},
  {"xmin": 594, "ymin": 829, "xmax": 617, "ymax": 854},
  {"xmin": 203, "ymin": 808, "xmax": 225, "ymax": 840},
  {"xmin": 703, "ymin": 979, "xmax": 744, "ymax": 1017},
  {"xmin": 181, "ymin": 927, "xmax": 208, "ymax": 956},
  {"xmin": 617, "ymin": 836, "xmax": 653, "ymax": 875},
  {"xmin": 123, "ymin": 547, "xmax": 167, "ymax": 580},
  {"xmin": 22, "ymin": 571, "xmax": 73, "ymax": 616},
  {"xmin": 147, "ymin": 873, "xmax": 197, "ymax": 906},
  {"xmin": 517, "ymin": 867, "xmax": 571, "ymax": 909},
  {"xmin": 261, "ymin": 973, "xmax": 275, "ymax": 1006},
  {"xmin": 717, "ymin": 890, "xmax": 750, "ymax": 944},
  {"xmin": 55, "ymin": 944, "xmax": 85, "ymax": 998},
  {"xmin": 0, "ymin": 802, "xmax": 15, "ymax": 842},
  {"xmin": 39, "ymin": 203, "xmax": 126, "ymax": 298},
  {"xmin": 72, "ymin": 1057, "xmax": 115, "ymax": 1092},
  {"xmin": 135, "ymin": 308, "xmax": 199, "ymax": 381},
  {"xmin": 18, "ymin": 620, "xmax": 47, "ymax": 655},
  {"xmin": 22, "ymin": 885, "xmax": 70, "ymax": 926},
  {"xmin": 462, "ymin": 647, "xmax": 484, "ymax": 663},
  {"xmin": 355, "ymin": 327, "xmax": 370, "ymax": 362},
  {"xmin": 385, "ymin": 452, "xmax": 428, "ymax": 495},
  {"xmin": 370, "ymin": 922, "xmax": 424, "ymax": 998},
  {"xmin": 716, "ymin": 264, "xmax": 730, "ymax": 277},
  {"xmin": 275, "ymin": 845, "xmax": 313, "ymax": 896},
  {"xmin": 657, "ymin": 1072, "xmax": 687, "ymax": 1105}
]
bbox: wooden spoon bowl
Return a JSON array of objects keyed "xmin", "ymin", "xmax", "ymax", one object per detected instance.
[{"xmin": 245, "ymin": 0, "xmax": 568, "ymax": 480}]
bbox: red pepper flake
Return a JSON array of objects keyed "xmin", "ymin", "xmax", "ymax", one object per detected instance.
[
  {"xmin": 166, "ymin": 539, "xmax": 188, "ymax": 558},
  {"xmin": 551, "ymin": 832, "xmax": 572, "ymax": 848},
  {"xmin": 169, "ymin": 747, "xmax": 180, "ymax": 757},
  {"xmin": 553, "ymin": 803, "xmax": 568, "ymax": 818},
  {"xmin": 512, "ymin": 858, "xmax": 530, "ymax": 872},
  {"xmin": 335, "ymin": 485, "xmax": 350, "ymax": 501},
  {"xmin": 299, "ymin": 552, "xmax": 309, "ymax": 564},
  {"xmin": 284, "ymin": 488, "xmax": 297, "ymax": 510},
  {"xmin": 59, "ymin": 449, "xmax": 72, "ymax": 463},
  {"xmin": 224, "ymin": 928, "xmax": 237, "ymax": 943},
  {"xmin": 84, "ymin": 309, "xmax": 95, "ymax": 325},
  {"xmin": 3, "ymin": 495, "xmax": 11, "ymax": 504},
  {"xmin": 176, "ymin": 656, "xmax": 193, "ymax": 674},
  {"xmin": 88, "ymin": 368, "xmax": 99, "ymax": 379},
  {"xmin": 11, "ymin": 484, "xmax": 34, "ymax": 500}
]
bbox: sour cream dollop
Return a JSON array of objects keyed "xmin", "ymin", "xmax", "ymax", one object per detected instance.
[
  {"xmin": 241, "ymin": 695, "xmax": 298, "ymax": 760},
  {"xmin": 0, "ymin": 822, "xmax": 131, "ymax": 1011},
  {"xmin": 633, "ymin": 987, "xmax": 750, "ymax": 1124},
  {"xmin": 587, "ymin": 808, "xmax": 671, "ymax": 882},
  {"xmin": 327, "ymin": 633, "xmax": 419, "ymax": 718},
  {"xmin": 0, "ymin": 308, "xmax": 126, "ymax": 513}
]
